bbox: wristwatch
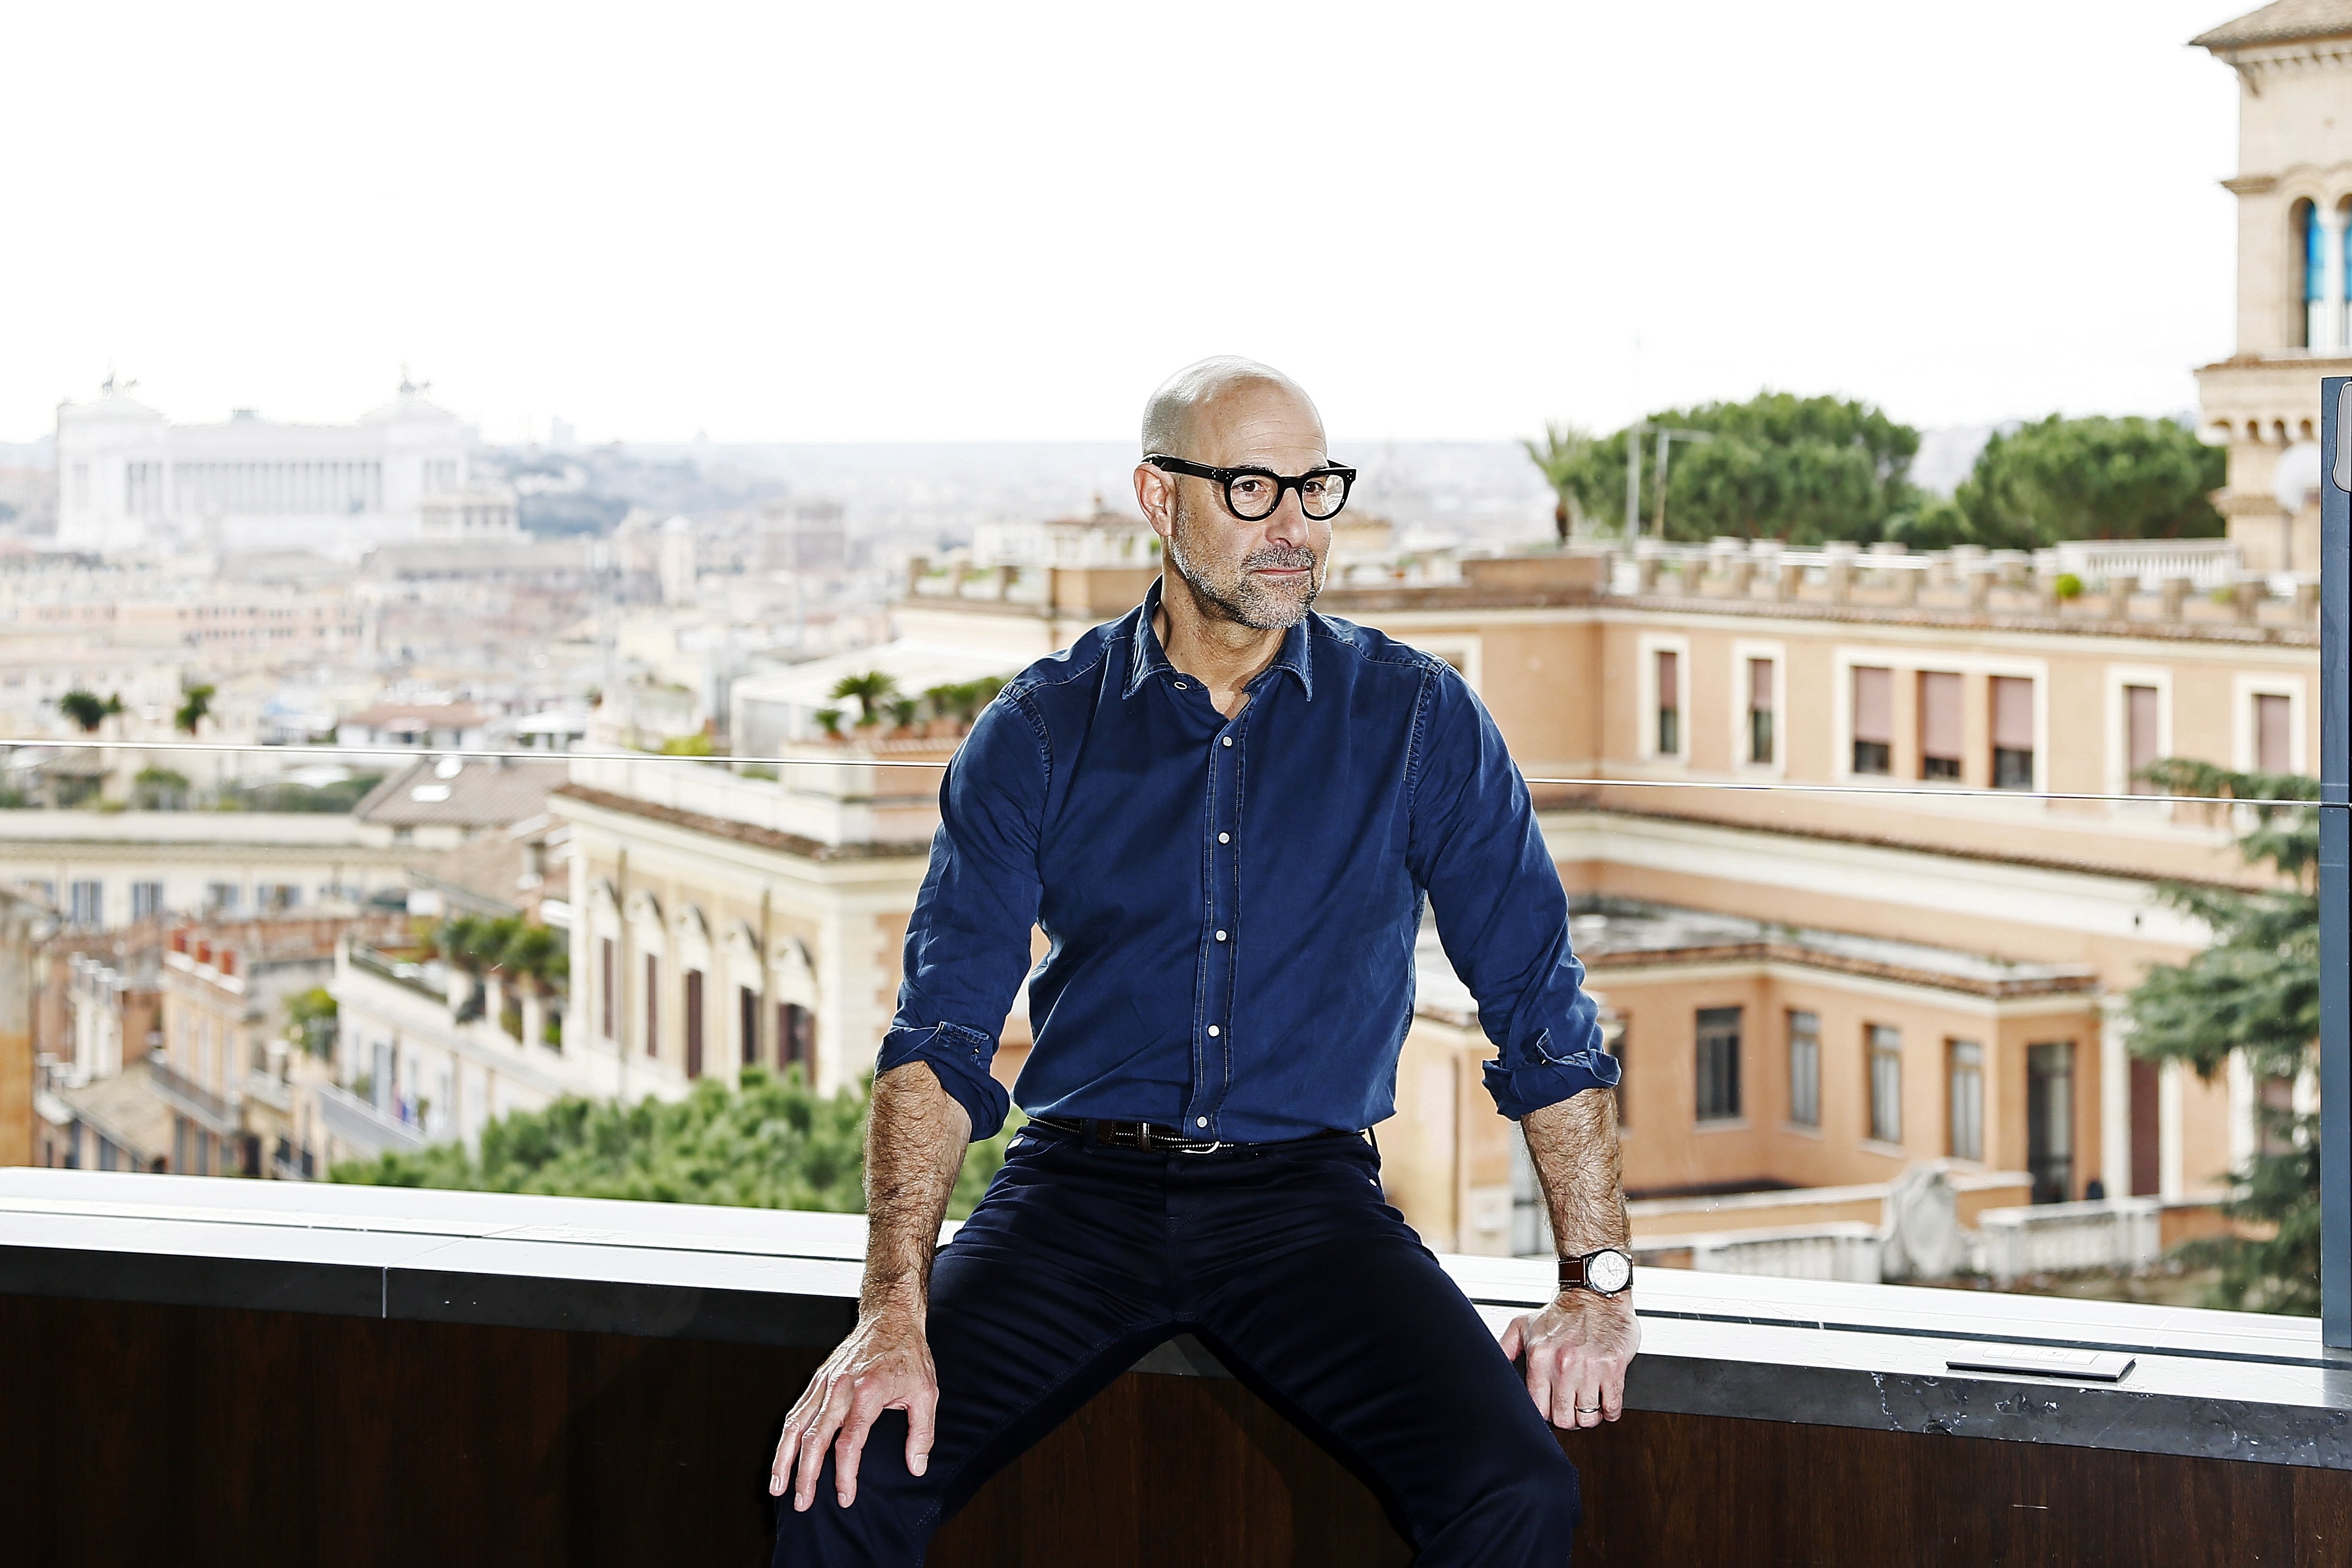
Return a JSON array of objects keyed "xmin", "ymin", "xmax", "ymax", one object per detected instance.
[{"xmin": 1558, "ymin": 1247, "xmax": 1634, "ymax": 1297}]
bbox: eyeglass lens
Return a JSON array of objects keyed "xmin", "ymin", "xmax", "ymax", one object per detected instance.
[{"xmin": 1224, "ymin": 471, "xmax": 1349, "ymax": 522}]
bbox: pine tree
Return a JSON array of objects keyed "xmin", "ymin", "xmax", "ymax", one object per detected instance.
[{"xmin": 2127, "ymin": 759, "xmax": 2320, "ymax": 1312}]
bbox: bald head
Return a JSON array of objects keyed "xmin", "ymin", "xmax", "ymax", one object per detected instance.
[{"xmin": 1141, "ymin": 356, "xmax": 1324, "ymax": 461}]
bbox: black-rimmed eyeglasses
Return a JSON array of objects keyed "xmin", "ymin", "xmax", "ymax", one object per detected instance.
[{"xmin": 1145, "ymin": 454, "xmax": 1356, "ymax": 523}]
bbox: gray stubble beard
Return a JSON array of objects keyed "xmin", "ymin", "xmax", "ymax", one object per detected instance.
[{"xmin": 1165, "ymin": 498, "xmax": 1324, "ymax": 631}]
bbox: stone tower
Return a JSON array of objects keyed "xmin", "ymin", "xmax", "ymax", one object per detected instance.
[{"xmin": 2192, "ymin": 0, "xmax": 2352, "ymax": 573}]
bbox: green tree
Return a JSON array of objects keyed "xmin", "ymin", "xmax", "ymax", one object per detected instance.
[
  {"xmin": 174, "ymin": 683, "xmax": 215, "ymax": 735},
  {"xmin": 1951, "ymin": 416, "xmax": 2225, "ymax": 547},
  {"xmin": 1535, "ymin": 392, "xmax": 1921, "ymax": 545},
  {"xmin": 2127, "ymin": 758, "xmax": 2319, "ymax": 1313},
  {"xmin": 1522, "ymin": 423, "xmax": 1597, "ymax": 542},
  {"xmin": 330, "ymin": 1066, "xmax": 1017, "ymax": 1220},
  {"xmin": 830, "ymin": 671, "xmax": 898, "ymax": 727},
  {"xmin": 921, "ymin": 677, "xmax": 1006, "ymax": 729},
  {"xmin": 285, "ymin": 986, "xmax": 339, "ymax": 1057},
  {"xmin": 57, "ymin": 690, "xmax": 121, "ymax": 733}
]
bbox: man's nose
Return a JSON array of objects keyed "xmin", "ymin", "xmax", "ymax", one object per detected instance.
[{"xmin": 1264, "ymin": 486, "xmax": 1310, "ymax": 548}]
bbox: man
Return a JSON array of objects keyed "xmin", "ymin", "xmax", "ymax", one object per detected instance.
[{"xmin": 770, "ymin": 357, "xmax": 1637, "ymax": 1565}]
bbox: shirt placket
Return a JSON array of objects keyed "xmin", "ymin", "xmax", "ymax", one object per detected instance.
[{"xmin": 1184, "ymin": 709, "xmax": 1245, "ymax": 1136}]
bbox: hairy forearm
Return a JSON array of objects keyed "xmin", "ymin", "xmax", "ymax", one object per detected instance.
[
  {"xmin": 859, "ymin": 1062, "xmax": 972, "ymax": 1320},
  {"xmin": 1522, "ymin": 1088, "xmax": 1628, "ymax": 1259}
]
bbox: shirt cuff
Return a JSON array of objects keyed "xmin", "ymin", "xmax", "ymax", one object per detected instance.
[
  {"xmin": 876, "ymin": 1021, "xmax": 1012, "ymax": 1141},
  {"xmin": 1482, "ymin": 1036, "xmax": 1623, "ymax": 1121}
]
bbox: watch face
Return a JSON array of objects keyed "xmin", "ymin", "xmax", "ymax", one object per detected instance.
[{"xmin": 1586, "ymin": 1249, "xmax": 1633, "ymax": 1294}]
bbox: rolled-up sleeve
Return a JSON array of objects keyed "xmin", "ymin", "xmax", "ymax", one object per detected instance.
[
  {"xmin": 1406, "ymin": 666, "xmax": 1619, "ymax": 1120},
  {"xmin": 873, "ymin": 692, "xmax": 1048, "ymax": 1139}
]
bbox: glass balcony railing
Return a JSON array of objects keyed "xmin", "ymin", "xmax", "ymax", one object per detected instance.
[{"xmin": 5, "ymin": 725, "xmax": 2321, "ymax": 1324}]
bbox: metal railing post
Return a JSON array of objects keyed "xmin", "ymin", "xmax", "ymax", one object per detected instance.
[{"xmin": 2322, "ymin": 375, "xmax": 2350, "ymax": 1348}]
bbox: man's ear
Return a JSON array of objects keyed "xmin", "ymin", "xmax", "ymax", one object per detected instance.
[{"xmin": 1133, "ymin": 464, "xmax": 1177, "ymax": 542}]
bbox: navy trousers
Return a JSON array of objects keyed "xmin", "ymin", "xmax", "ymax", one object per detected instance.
[{"xmin": 771, "ymin": 1123, "xmax": 1581, "ymax": 1565}]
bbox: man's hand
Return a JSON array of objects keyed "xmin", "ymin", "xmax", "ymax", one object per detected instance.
[
  {"xmin": 767, "ymin": 1062, "xmax": 969, "ymax": 1512},
  {"xmin": 770, "ymin": 1301, "xmax": 938, "ymax": 1511},
  {"xmin": 1501, "ymin": 1288, "xmax": 1640, "ymax": 1431}
]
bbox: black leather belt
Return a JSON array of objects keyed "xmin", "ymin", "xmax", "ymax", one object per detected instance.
[{"xmin": 1026, "ymin": 1115, "xmax": 1362, "ymax": 1156}]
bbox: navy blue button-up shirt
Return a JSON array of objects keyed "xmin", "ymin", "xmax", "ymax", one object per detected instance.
[{"xmin": 877, "ymin": 581, "xmax": 1619, "ymax": 1142}]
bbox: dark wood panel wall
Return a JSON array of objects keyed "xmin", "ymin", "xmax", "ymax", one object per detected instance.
[{"xmin": 3, "ymin": 1293, "xmax": 2346, "ymax": 1567}]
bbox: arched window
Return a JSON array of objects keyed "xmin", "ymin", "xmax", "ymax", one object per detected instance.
[
  {"xmin": 2295, "ymin": 199, "xmax": 2320, "ymax": 348},
  {"xmin": 2341, "ymin": 197, "xmax": 2352, "ymax": 349}
]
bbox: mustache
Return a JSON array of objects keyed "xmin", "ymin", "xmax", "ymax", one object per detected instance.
[{"xmin": 1242, "ymin": 545, "xmax": 1318, "ymax": 572}]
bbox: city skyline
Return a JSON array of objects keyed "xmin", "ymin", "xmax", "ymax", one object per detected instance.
[{"xmin": 3, "ymin": 2, "xmax": 2241, "ymax": 446}]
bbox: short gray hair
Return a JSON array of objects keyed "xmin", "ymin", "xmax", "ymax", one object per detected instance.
[{"xmin": 1140, "ymin": 356, "xmax": 1312, "ymax": 457}]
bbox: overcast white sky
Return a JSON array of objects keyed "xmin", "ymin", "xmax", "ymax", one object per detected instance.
[{"xmin": 1, "ymin": 1, "xmax": 2250, "ymax": 445}]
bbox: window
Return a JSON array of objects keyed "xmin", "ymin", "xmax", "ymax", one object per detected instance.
[
  {"xmin": 1787, "ymin": 1010, "xmax": 1820, "ymax": 1128},
  {"xmin": 1918, "ymin": 672, "xmax": 1962, "ymax": 781},
  {"xmin": 2125, "ymin": 684, "xmax": 2161, "ymax": 793},
  {"xmin": 260, "ymin": 883, "xmax": 299, "ymax": 911},
  {"xmin": 644, "ymin": 955, "xmax": 660, "ymax": 1058},
  {"xmin": 1851, "ymin": 666, "xmax": 1891, "ymax": 775},
  {"xmin": 1695, "ymin": 1006, "xmax": 1741, "ymax": 1122},
  {"xmin": 205, "ymin": 883, "xmax": 240, "ymax": 912},
  {"xmin": 2027, "ymin": 1042, "xmax": 2075, "ymax": 1203},
  {"xmin": 2297, "ymin": 198, "xmax": 2322, "ymax": 348},
  {"xmin": 1867, "ymin": 1024, "xmax": 1902, "ymax": 1144},
  {"xmin": 131, "ymin": 882, "xmax": 165, "ymax": 921},
  {"xmin": 1991, "ymin": 676, "xmax": 2034, "ymax": 790},
  {"xmin": 2255, "ymin": 693, "xmax": 2292, "ymax": 775},
  {"xmin": 1948, "ymin": 1040, "xmax": 1983, "ymax": 1162},
  {"xmin": 1746, "ymin": 657, "xmax": 1775, "ymax": 766},
  {"xmin": 683, "ymin": 969, "xmax": 704, "ymax": 1079},
  {"xmin": 780, "ymin": 1002, "xmax": 817, "ymax": 1080},
  {"xmin": 600, "ymin": 937, "xmax": 617, "ymax": 1040},
  {"xmin": 1654, "ymin": 649, "xmax": 1681, "ymax": 757},
  {"xmin": 740, "ymin": 984, "xmax": 759, "ymax": 1067},
  {"xmin": 68, "ymin": 881, "xmax": 103, "ymax": 928}
]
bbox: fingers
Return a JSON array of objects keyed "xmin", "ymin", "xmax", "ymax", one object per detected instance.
[
  {"xmin": 1547, "ymin": 1354, "xmax": 1583, "ymax": 1430},
  {"xmin": 1571, "ymin": 1361, "xmax": 1606, "ymax": 1430},
  {"xmin": 904, "ymin": 1383, "xmax": 938, "ymax": 1479},
  {"xmin": 792, "ymin": 1376, "xmax": 853, "ymax": 1512},
  {"xmin": 1600, "ymin": 1359, "xmax": 1627, "ymax": 1424},
  {"xmin": 771, "ymin": 1381, "xmax": 826, "ymax": 1497},
  {"xmin": 1499, "ymin": 1316, "xmax": 1525, "ymax": 1365},
  {"xmin": 1513, "ymin": 1317, "xmax": 1554, "ymax": 1421},
  {"xmin": 833, "ymin": 1397, "xmax": 875, "ymax": 1509}
]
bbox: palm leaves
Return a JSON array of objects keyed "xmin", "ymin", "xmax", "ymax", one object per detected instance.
[
  {"xmin": 57, "ymin": 690, "xmax": 123, "ymax": 733},
  {"xmin": 1522, "ymin": 423, "xmax": 1596, "ymax": 542},
  {"xmin": 828, "ymin": 670, "xmax": 898, "ymax": 726}
]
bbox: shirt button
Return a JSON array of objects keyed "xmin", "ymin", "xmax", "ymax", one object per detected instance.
[
  {"xmin": 1220, "ymin": 735, "xmax": 1233, "ymax": 747},
  {"xmin": 1196, "ymin": 1117, "xmax": 1209, "ymax": 1129},
  {"xmin": 1218, "ymin": 832, "xmax": 1231, "ymax": 844},
  {"xmin": 1173, "ymin": 681, "xmax": 1188, "ymax": 690},
  {"xmin": 1207, "ymin": 1025, "xmax": 1221, "ymax": 1038},
  {"xmin": 1215, "ymin": 930, "xmax": 1228, "ymax": 942}
]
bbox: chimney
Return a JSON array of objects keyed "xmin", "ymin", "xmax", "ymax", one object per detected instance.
[
  {"xmin": 169, "ymin": 928, "xmax": 186, "ymax": 954},
  {"xmin": 218, "ymin": 950, "xmax": 236, "ymax": 978},
  {"xmin": 195, "ymin": 939, "xmax": 211, "ymax": 965}
]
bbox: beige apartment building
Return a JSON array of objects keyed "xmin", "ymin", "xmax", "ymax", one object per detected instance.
[{"xmin": 542, "ymin": 542, "xmax": 2315, "ymax": 1255}]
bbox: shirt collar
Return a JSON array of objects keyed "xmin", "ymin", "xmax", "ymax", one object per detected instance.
[{"xmin": 1122, "ymin": 577, "xmax": 1316, "ymax": 702}]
